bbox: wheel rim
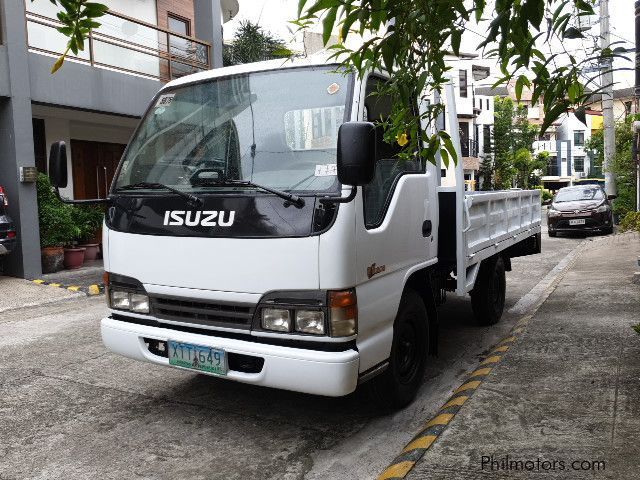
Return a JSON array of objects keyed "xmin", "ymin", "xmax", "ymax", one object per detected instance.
[{"xmin": 395, "ymin": 320, "xmax": 420, "ymax": 384}]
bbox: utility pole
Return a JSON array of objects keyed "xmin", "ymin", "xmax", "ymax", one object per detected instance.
[
  {"xmin": 601, "ymin": 0, "xmax": 617, "ymax": 197},
  {"xmin": 635, "ymin": 1, "xmax": 640, "ymax": 211}
]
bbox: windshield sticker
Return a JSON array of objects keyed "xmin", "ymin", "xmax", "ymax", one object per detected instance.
[
  {"xmin": 155, "ymin": 94, "xmax": 175, "ymax": 108},
  {"xmin": 315, "ymin": 164, "xmax": 337, "ymax": 177},
  {"xmin": 327, "ymin": 83, "xmax": 340, "ymax": 95},
  {"xmin": 154, "ymin": 107, "xmax": 166, "ymax": 115}
]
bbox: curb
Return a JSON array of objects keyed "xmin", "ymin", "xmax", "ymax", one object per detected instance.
[
  {"xmin": 29, "ymin": 279, "xmax": 105, "ymax": 296},
  {"xmin": 377, "ymin": 239, "xmax": 590, "ymax": 480}
]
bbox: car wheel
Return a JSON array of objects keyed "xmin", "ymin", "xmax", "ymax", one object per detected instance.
[
  {"xmin": 368, "ymin": 289, "xmax": 429, "ymax": 410},
  {"xmin": 471, "ymin": 256, "xmax": 506, "ymax": 326}
]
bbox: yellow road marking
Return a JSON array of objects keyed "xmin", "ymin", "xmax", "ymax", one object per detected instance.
[
  {"xmin": 425, "ymin": 413, "xmax": 454, "ymax": 427},
  {"xmin": 470, "ymin": 367, "xmax": 493, "ymax": 377},
  {"xmin": 513, "ymin": 327, "xmax": 524, "ymax": 334},
  {"xmin": 48, "ymin": 283, "xmax": 61, "ymax": 287},
  {"xmin": 480, "ymin": 355, "xmax": 502, "ymax": 365},
  {"xmin": 378, "ymin": 461, "xmax": 415, "ymax": 480},
  {"xmin": 403, "ymin": 435, "xmax": 437, "ymax": 452},
  {"xmin": 88, "ymin": 285, "xmax": 100, "ymax": 295},
  {"xmin": 442, "ymin": 396, "xmax": 469, "ymax": 409},
  {"xmin": 33, "ymin": 279, "xmax": 45, "ymax": 284},
  {"xmin": 501, "ymin": 336, "xmax": 516, "ymax": 343},
  {"xmin": 491, "ymin": 345, "xmax": 510, "ymax": 353},
  {"xmin": 453, "ymin": 381, "xmax": 481, "ymax": 394},
  {"xmin": 67, "ymin": 286, "xmax": 81, "ymax": 292}
]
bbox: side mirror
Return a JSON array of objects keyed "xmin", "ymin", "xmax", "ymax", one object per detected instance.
[
  {"xmin": 608, "ymin": 194, "xmax": 617, "ymax": 200},
  {"xmin": 337, "ymin": 122, "xmax": 376, "ymax": 186},
  {"xmin": 49, "ymin": 141, "xmax": 68, "ymax": 189}
]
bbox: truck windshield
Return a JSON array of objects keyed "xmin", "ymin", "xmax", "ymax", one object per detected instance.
[{"xmin": 114, "ymin": 67, "xmax": 351, "ymax": 194}]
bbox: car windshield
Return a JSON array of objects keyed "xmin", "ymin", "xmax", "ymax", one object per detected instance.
[
  {"xmin": 555, "ymin": 187, "xmax": 605, "ymax": 202},
  {"xmin": 114, "ymin": 67, "xmax": 352, "ymax": 194}
]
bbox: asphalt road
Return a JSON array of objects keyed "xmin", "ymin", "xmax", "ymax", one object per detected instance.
[{"xmin": 0, "ymin": 215, "xmax": 591, "ymax": 480}]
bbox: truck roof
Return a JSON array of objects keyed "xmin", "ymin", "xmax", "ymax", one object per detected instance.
[{"xmin": 163, "ymin": 54, "xmax": 342, "ymax": 91}]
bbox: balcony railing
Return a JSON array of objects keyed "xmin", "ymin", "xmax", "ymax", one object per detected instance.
[
  {"xmin": 461, "ymin": 139, "xmax": 479, "ymax": 157},
  {"xmin": 25, "ymin": 6, "xmax": 211, "ymax": 82}
]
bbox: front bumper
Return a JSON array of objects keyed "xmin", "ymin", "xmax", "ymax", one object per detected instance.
[
  {"xmin": 548, "ymin": 212, "xmax": 612, "ymax": 232},
  {"xmin": 101, "ymin": 317, "xmax": 360, "ymax": 397}
]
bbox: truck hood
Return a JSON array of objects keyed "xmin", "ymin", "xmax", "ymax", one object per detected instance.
[{"xmin": 105, "ymin": 229, "xmax": 320, "ymax": 294}]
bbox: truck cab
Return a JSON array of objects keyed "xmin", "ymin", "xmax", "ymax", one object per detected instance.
[{"xmin": 48, "ymin": 57, "xmax": 541, "ymax": 408}]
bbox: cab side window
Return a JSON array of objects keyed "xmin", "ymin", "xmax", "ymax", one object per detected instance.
[{"xmin": 363, "ymin": 77, "xmax": 423, "ymax": 228}]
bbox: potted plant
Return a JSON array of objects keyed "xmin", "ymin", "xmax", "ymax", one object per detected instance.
[
  {"xmin": 71, "ymin": 204, "xmax": 104, "ymax": 262},
  {"xmin": 37, "ymin": 174, "xmax": 77, "ymax": 273}
]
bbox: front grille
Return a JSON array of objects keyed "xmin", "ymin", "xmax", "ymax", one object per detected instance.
[{"xmin": 151, "ymin": 296, "xmax": 255, "ymax": 330}]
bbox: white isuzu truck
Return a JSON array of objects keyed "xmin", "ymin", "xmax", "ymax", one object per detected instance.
[{"xmin": 49, "ymin": 57, "xmax": 541, "ymax": 408}]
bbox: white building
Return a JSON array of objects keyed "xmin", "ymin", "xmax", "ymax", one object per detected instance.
[
  {"xmin": 438, "ymin": 56, "xmax": 496, "ymax": 191},
  {"xmin": 533, "ymin": 110, "xmax": 601, "ymax": 191}
]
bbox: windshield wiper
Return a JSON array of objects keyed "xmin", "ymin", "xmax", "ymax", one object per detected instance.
[
  {"xmin": 197, "ymin": 180, "xmax": 305, "ymax": 208},
  {"xmin": 115, "ymin": 182, "xmax": 203, "ymax": 207}
]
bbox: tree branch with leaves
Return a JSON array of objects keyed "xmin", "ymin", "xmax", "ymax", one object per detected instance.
[{"xmin": 294, "ymin": 0, "xmax": 622, "ymax": 168}]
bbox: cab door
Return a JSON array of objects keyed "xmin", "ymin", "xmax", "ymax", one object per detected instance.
[{"xmin": 354, "ymin": 75, "xmax": 438, "ymax": 373}]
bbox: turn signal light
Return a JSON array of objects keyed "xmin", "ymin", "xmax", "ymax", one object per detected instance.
[
  {"xmin": 0, "ymin": 186, "xmax": 8, "ymax": 207},
  {"xmin": 329, "ymin": 289, "xmax": 357, "ymax": 337}
]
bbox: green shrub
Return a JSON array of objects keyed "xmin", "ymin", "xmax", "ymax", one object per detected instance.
[
  {"xmin": 36, "ymin": 174, "xmax": 79, "ymax": 248},
  {"xmin": 619, "ymin": 211, "xmax": 640, "ymax": 233},
  {"xmin": 533, "ymin": 185, "xmax": 553, "ymax": 204},
  {"xmin": 71, "ymin": 204, "xmax": 104, "ymax": 243}
]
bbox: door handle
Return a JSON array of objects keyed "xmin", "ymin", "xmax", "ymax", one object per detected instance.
[{"xmin": 422, "ymin": 220, "xmax": 432, "ymax": 237}]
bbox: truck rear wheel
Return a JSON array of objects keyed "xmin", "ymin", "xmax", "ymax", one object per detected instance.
[
  {"xmin": 368, "ymin": 289, "xmax": 428, "ymax": 410},
  {"xmin": 470, "ymin": 256, "xmax": 506, "ymax": 326}
]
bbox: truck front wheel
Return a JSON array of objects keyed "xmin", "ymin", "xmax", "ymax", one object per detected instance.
[
  {"xmin": 470, "ymin": 256, "xmax": 506, "ymax": 326},
  {"xmin": 368, "ymin": 290, "xmax": 429, "ymax": 410}
]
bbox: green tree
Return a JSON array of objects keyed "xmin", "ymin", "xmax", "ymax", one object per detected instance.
[
  {"xmin": 491, "ymin": 97, "xmax": 539, "ymax": 189},
  {"xmin": 223, "ymin": 21, "xmax": 293, "ymax": 66},
  {"xmin": 585, "ymin": 129, "xmax": 604, "ymax": 177},
  {"xmin": 610, "ymin": 115, "xmax": 639, "ymax": 216},
  {"xmin": 492, "ymin": 97, "xmax": 516, "ymax": 189},
  {"xmin": 513, "ymin": 148, "xmax": 548, "ymax": 188}
]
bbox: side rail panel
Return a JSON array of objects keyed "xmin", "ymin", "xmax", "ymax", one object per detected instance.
[{"xmin": 457, "ymin": 189, "xmax": 541, "ymax": 294}]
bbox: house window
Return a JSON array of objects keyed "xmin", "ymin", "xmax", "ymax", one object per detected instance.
[
  {"xmin": 459, "ymin": 70, "xmax": 468, "ymax": 98},
  {"xmin": 574, "ymin": 131, "xmax": 585, "ymax": 146},
  {"xmin": 441, "ymin": 169, "xmax": 447, "ymax": 177},
  {"xmin": 539, "ymin": 133, "xmax": 551, "ymax": 141},
  {"xmin": 168, "ymin": 14, "xmax": 192, "ymax": 78},
  {"xmin": 486, "ymin": 98, "xmax": 489, "ymax": 110},
  {"xmin": 574, "ymin": 156, "xmax": 584, "ymax": 172}
]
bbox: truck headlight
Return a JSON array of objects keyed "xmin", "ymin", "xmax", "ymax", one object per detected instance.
[
  {"xmin": 130, "ymin": 293, "xmax": 150, "ymax": 314},
  {"xmin": 110, "ymin": 290, "xmax": 131, "ymax": 310},
  {"xmin": 109, "ymin": 290, "xmax": 149, "ymax": 314},
  {"xmin": 262, "ymin": 308, "xmax": 291, "ymax": 332},
  {"xmin": 295, "ymin": 310, "xmax": 325, "ymax": 335}
]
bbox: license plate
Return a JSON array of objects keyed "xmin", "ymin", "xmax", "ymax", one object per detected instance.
[
  {"xmin": 168, "ymin": 340, "xmax": 227, "ymax": 375},
  {"xmin": 569, "ymin": 219, "xmax": 586, "ymax": 226}
]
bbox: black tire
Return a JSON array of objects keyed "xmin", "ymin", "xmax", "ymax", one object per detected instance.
[
  {"xmin": 603, "ymin": 226, "xmax": 614, "ymax": 235},
  {"xmin": 470, "ymin": 256, "xmax": 506, "ymax": 326},
  {"xmin": 368, "ymin": 290, "xmax": 429, "ymax": 410},
  {"xmin": 548, "ymin": 231, "xmax": 557, "ymax": 237}
]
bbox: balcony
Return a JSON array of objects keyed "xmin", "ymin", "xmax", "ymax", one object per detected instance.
[
  {"xmin": 461, "ymin": 139, "xmax": 479, "ymax": 157},
  {"xmin": 545, "ymin": 164, "xmax": 560, "ymax": 176},
  {"xmin": 25, "ymin": 6, "xmax": 211, "ymax": 82}
]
